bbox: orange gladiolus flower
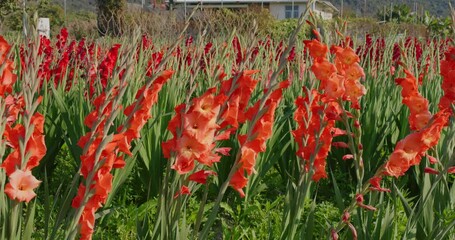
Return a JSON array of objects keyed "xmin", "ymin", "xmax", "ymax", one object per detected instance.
[
  {"xmin": 0, "ymin": 61, "xmax": 17, "ymax": 96},
  {"xmin": 0, "ymin": 36, "xmax": 18, "ymax": 97},
  {"xmin": 304, "ymin": 39, "xmax": 329, "ymax": 59},
  {"xmin": 385, "ymin": 111, "xmax": 450, "ymax": 177},
  {"xmin": 230, "ymin": 170, "xmax": 247, "ymax": 198},
  {"xmin": 292, "ymin": 89, "xmax": 336, "ymax": 182},
  {"xmin": 0, "ymin": 36, "xmax": 10, "ymax": 59},
  {"xmin": 228, "ymin": 80, "xmax": 288, "ymax": 196},
  {"xmin": 395, "ymin": 67, "xmax": 433, "ymax": 130},
  {"xmin": 183, "ymin": 112, "xmax": 218, "ymax": 142},
  {"xmin": 307, "ymin": 37, "xmax": 365, "ymax": 109},
  {"xmin": 345, "ymin": 63, "xmax": 365, "ymax": 81},
  {"xmin": 4, "ymin": 169, "xmax": 41, "ymax": 203},
  {"xmin": 311, "ymin": 60, "xmax": 337, "ymax": 82}
]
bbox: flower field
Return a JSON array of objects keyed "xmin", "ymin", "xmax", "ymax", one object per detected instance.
[{"xmin": 1, "ymin": 14, "xmax": 455, "ymax": 240}]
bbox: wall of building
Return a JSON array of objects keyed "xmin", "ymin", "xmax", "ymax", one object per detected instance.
[{"xmin": 269, "ymin": 3, "xmax": 307, "ymax": 20}]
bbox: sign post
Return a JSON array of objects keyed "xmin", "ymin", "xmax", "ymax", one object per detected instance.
[{"xmin": 37, "ymin": 18, "xmax": 50, "ymax": 38}]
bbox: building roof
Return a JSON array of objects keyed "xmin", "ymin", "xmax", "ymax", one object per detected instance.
[
  {"xmin": 168, "ymin": 0, "xmax": 339, "ymax": 13},
  {"xmin": 319, "ymin": 1, "xmax": 338, "ymax": 12}
]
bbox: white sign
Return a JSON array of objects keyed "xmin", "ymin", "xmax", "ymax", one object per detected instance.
[{"xmin": 37, "ymin": 18, "xmax": 50, "ymax": 38}]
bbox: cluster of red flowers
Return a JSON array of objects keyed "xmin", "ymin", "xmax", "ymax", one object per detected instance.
[
  {"xmin": 38, "ymin": 36, "xmax": 53, "ymax": 82},
  {"xmin": 384, "ymin": 53, "xmax": 455, "ymax": 177},
  {"xmin": 71, "ymin": 44, "xmax": 174, "ymax": 238},
  {"xmin": 52, "ymin": 29, "xmax": 73, "ymax": 85},
  {"xmin": 35, "ymin": 28, "xmax": 131, "ymax": 97},
  {"xmin": 163, "ymin": 88, "xmax": 228, "ymax": 174},
  {"xmin": 305, "ymin": 36, "xmax": 366, "ymax": 109},
  {"xmin": 356, "ymin": 34, "xmax": 385, "ymax": 63},
  {"xmin": 1, "ymin": 36, "xmax": 47, "ymax": 203},
  {"xmin": 2, "ymin": 111, "xmax": 46, "ymax": 203},
  {"xmin": 37, "ymin": 28, "xmax": 97, "ymax": 91},
  {"xmin": 292, "ymin": 89, "xmax": 336, "ymax": 181},
  {"xmin": 71, "ymin": 92, "xmax": 124, "ymax": 239},
  {"xmin": 162, "ymin": 67, "xmax": 288, "ymax": 197},
  {"xmin": 99, "ymin": 44, "xmax": 121, "ymax": 89},
  {"xmin": 384, "ymin": 111, "xmax": 449, "ymax": 177},
  {"xmin": 298, "ymin": 34, "xmax": 365, "ymax": 181},
  {"xmin": 146, "ymin": 51, "xmax": 163, "ymax": 77},
  {"xmin": 163, "ymin": 72, "xmax": 256, "ymax": 193},
  {"xmin": 395, "ymin": 67, "xmax": 432, "ymax": 130},
  {"xmin": 439, "ymin": 47, "xmax": 455, "ymax": 114},
  {"xmin": 0, "ymin": 37, "xmax": 17, "ymax": 96},
  {"xmin": 230, "ymin": 80, "xmax": 289, "ymax": 197}
]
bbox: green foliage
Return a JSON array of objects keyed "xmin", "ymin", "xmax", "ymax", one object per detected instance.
[
  {"xmin": 269, "ymin": 19, "xmax": 311, "ymax": 40},
  {"xmin": 377, "ymin": 4, "xmax": 413, "ymax": 23},
  {"xmin": 37, "ymin": 0, "xmax": 65, "ymax": 31},
  {"xmin": 422, "ymin": 12, "xmax": 454, "ymax": 37},
  {"xmin": 0, "ymin": 0, "xmax": 18, "ymax": 16},
  {"xmin": 66, "ymin": 11, "xmax": 97, "ymax": 39},
  {"xmin": 220, "ymin": 196, "xmax": 283, "ymax": 239},
  {"xmin": 191, "ymin": 8, "xmax": 276, "ymax": 38},
  {"xmin": 0, "ymin": 0, "xmax": 64, "ymax": 35},
  {"xmin": 375, "ymin": 4, "xmax": 453, "ymax": 37}
]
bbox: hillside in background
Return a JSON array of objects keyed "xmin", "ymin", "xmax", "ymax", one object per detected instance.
[{"xmin": 330, "ymin": 0, "xmax": 455, "ymax": 18}]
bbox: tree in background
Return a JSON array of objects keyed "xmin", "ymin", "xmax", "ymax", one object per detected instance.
[
  {"xmin": 377, "ymin": 4, "xmax": 413, "ymax": 23},
  {"xmin": 0, "ymin": 0, "xmax": 20, "ymax": 31},
  {"xmin": 0, "ymin": 0, "xmax": 18, "ymax": 15},
  {"xmin": 96, "ymin": 0, "xmax": 126, "ymax": 36},
  {"xmin": 37, "ymin": 0, "xmax": 65, "ymax": 29},
  {"xmin": 422, "ymin": 11, "xmax": 453, "ymax": 37},
  {"xmin": 0, "ymin": 0, "xmax": 63, "ymax": 34}
]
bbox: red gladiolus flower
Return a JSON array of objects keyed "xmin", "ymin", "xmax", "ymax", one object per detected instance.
[
  {"xmin": 332, "ymin": 142, "xmax": 349, "ymax": 149},
  {"xmin": 424, "ymin": 167, "xmax": 439, "ymax": 175},
  {"xmin": 99, "ymin": 44, "xmax": 121, "ymax": 88},
  {"xmin": 369, "ymin": 176, "xmax": 390, "ymax": 192},
  {"xmin": 56, "ymin": 28, "xmax": 68, "ymax": 51},
  {"xmin": 189, "ymin": 170, "xmax": 217, "ymax": 184},
  {"xmin": 174, "ymin": 185, "xmax": 191, "ymax": 199},
  {"xmin": 342, "ymin": 154, "xmax": 354, "ymax": 160},
  {"xmin": 355, "ymin": 194, "xmax": 377, "ymax": 211},
  {"xmin": 439, "ymin": 47, "xmax": 455, "ymax": 114}
]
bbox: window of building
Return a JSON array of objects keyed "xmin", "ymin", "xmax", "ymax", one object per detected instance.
[{"xmin": 285, "ymin": 5, "xmax": 299, "ymax": 18}]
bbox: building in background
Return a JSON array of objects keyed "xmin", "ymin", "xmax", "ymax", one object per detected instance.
[{"xmin": 166, "ymin": 0, "xmax": 339, "ymax": 20}]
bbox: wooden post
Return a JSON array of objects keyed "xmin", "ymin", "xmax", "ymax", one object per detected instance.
[{"xmin": 341, "ymin": 0, "xmax": 343, "ymax": 18}]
